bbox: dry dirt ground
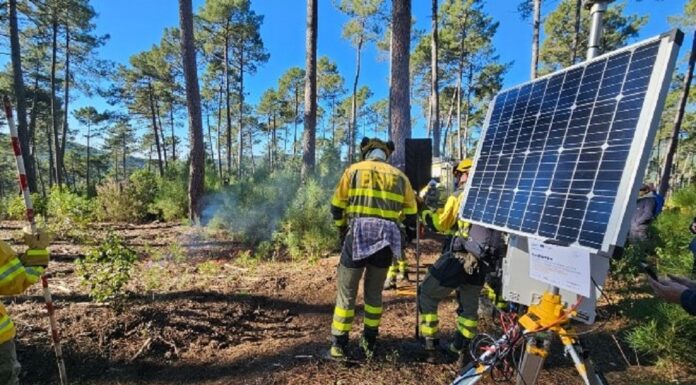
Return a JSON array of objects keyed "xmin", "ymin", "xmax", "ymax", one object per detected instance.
[{"xmin": 0, "ymin": 221, "xmax": 693, "ymax": 385}]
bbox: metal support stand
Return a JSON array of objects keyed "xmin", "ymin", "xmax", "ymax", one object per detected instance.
[
  {"xmin": 585, "ymin": 0, "xmax": 613, "ymax": 60},
  {"xmin": 415, "ymin": 215, "xmax": 421, "ymax": 339}
]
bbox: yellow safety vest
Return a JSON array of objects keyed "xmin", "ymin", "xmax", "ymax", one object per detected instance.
[
  {"xmin": 331, "ymin": 159, "xmax": 418, "ymax": 226},
  {"xmin": 0, "ymin": 241, "xmax": 43, "ymax": 344}
]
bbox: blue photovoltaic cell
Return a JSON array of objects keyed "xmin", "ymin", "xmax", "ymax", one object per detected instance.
[{"xmin": 460, "ymin": 40, "xmax": 662, "ymax": 250}]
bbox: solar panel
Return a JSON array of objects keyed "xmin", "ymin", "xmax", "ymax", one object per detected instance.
[{"xmin": 460, "ymin": 31, "xmax": 683, "ymax": 252}]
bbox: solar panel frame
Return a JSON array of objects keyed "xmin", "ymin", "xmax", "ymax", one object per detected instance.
[{"xmin": 459, "ymin": 30, "xmax": 682, "ymax": 253}]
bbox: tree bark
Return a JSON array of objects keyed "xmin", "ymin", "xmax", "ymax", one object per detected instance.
[
  {"xmin": 464, "ymin": 63, "xmax": 473, "ymax": 157},
  {"xmin": 170, "ymin": 99, "xmax": 177, "ymax": 161},
  {"xmin": 430, "ymin": 0, "xmax": 440, "ymax": 157},
  {"xmin": 658, "ymin": 32, "xmax": 696, "ymax": 197},
  {"xmin": 293, "ymin": 86, "xmax": 299, "ymax": 156},
  {"xmin": 60, "ymin": 24, "xmax": 70, "ymax": 174},
  {"xmin": 531, "ymin": 0, "xmax": 541, "ymax": 79},
  {"xmin": 7, "ymin": 0, "xmax": 36, "ymax": 192},
  {"xmin": 224, "ymin": 21, "xmax": 232, "ymax": 178},
  {"xmin": 570, "ymin": 0, "xmax": 581, "ymax": 65},
  {"xmin": 301, "ymin": 0, "xmax": 318, "ymax": 180},
  {"xmin": 86, "ymin": 123, "xmax": 91, "ymax": 196},
  {"xmin": 456, "ymin": 43, "xmax": 463, "ymax": 160},
  {"xmin": 155, "ymin": 97, "xmax": 168, "ymax": 167},
  {"xmin": 148, "ymin": 80, "xmax": 165, "ymax": 176},
  {"xmin": 50, "ymin": 16, "xmax": 62, "ymax": 186},
  {"xmin": 389, "ymin": 0, "xmax": 411, "ymax": 170},
  {"xmin": 237, "ymin": 44, "xmax": 244, "ymax": 178},
  {"xmin": 348, "ymin": 34, "xmax": 363, "ymax": 164},
  {"xmin": 216, "ymin": 79, "xmax": 224, "ymax": 179},
  {"xmin": 179, "ymin": 0, "xmax": 205, "ymax": 221}
]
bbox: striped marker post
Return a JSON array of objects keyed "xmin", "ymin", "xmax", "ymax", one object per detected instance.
[{"xmin": 3, "ymin": 95, "xmax": 68, "ymax": 385}]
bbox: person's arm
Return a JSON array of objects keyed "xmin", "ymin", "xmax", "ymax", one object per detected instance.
[
  {"xmin": 330, "ymin": 169, "xmax": 351, "ymax": 229},
  {"xmin": 634, "ymin": 198, "xmax": 656, "ymax": 225},
  {"xmin": 680, "ymin": 289, "xmax": 696, "ymax": 316},
  {"xmin": 402, "ymin": 177, "xmax": 418, "ymax": 241},
  {"xmin": 0, "ymin": 242, "xmax": 44, "ymax": 296}
]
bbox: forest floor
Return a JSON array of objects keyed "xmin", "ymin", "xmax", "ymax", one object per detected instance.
[{"xmin": 0, "ymin": 221, "xmax": 693, "ymax": 385}]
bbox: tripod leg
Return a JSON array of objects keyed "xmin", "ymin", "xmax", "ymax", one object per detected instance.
[{"xmin": 516, "ymin": 333, "xmax": 551, "ymax": 385}]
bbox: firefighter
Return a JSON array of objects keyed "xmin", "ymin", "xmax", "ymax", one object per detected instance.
[
  {"xmin": 329, "ymin": 137, "xmax": 418, "ymax": 360},
  {"xmin": 418, "ymin": 160, "xmax": 506, "ymax": 362},
  {"xmin": 0, "ymin": 227, "xmax": 50, "ymax": 384}
]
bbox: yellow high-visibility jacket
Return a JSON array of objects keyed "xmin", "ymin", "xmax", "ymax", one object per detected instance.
[
  {"xmin": 330, "ymin": 159, "xmax": 418, "ymax": 227},
  {"xmin": 422, "ymin": 188, "xmax": 469, "ymax": 238},
  {"xmin": 0, "ymin": 241, "xmax": 43, "ymax": 344}
]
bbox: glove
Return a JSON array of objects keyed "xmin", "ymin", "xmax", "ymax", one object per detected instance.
[
  {"xmin": 22, "ymin": 226, "xmax": 52, "ymax": 250},
  {"xmin": 19, "ymin": 249, "xmax": 49, "ymax": 268}
]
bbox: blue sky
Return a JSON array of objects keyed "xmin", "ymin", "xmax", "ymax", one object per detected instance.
[{"xmin": 75, "ymin": 0, "xmax": 688, "ymax": 151}]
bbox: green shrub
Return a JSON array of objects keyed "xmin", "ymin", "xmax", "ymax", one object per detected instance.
[
  {"xmin": 627, "ymin": 300, "xmax": 696, "ymax": 369},
  {"xmin": 151, "ymin": 176, "xmax": 187, "ymax": 222},
  {"xmin": 275, "ymin": 179, "xmax": 337, "ymax": 260},
  {"xmin": 95, "ymin": 171, "xmax": 159, "ymax": 222},
  {"xmin": 45, "ymin": 187, "xmax": 95, "ymax": 238},
  {"xmin": 75, "ymin": 233, "xmax": 138, "ymax": 303}
]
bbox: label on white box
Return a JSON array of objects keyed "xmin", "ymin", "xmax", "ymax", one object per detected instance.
[{"xmin": 528, "ymin": 239, "xmax": 591, "ymax": 298}]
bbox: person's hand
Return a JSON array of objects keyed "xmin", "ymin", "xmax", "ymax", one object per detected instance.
[
  {"xmin": 22, "ymin": 226, "xmax": 52, "ymax": 249},
  {"xmin": 648, "ymin": 277, "xmax": 689, "ymax": 304},
  {"xmin": 667, "ymin": 274, "xmax": 696, "ymax": 290}
]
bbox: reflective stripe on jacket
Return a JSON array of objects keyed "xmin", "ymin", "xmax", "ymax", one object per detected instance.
[
  {"xmin": 331, "ymin": 159, "xmax": 417, "ymax": 226},
  {"xmin": 0, "ymin": 241, "xmax": 44, "ymax": 344}
]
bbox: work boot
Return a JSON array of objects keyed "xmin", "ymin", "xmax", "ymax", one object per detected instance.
[
  {"xmin": 329, "ymin": 335, "xmax": 349, "ymax": 361},
  {"xmin": 422, "ymin": 337, "xmax": 442, "ymax": 363},
  {"xmin": 449, "ymin": 334, "xmax": 472, "ymax": 369},
  {"xmin": 360, "ymin": 330, "xmax": 378, "ymax": 359}
]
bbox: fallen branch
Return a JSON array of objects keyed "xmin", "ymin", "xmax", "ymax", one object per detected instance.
[
  {"xmin": 611, "ymin": 334, "xmax": 631, "ymax": 367},
  {"xmin": 130, "ymin": 337, "xmax": 153, "ymax": 362}
]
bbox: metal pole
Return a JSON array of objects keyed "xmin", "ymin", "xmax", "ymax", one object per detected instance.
[
  {"xmin": 415, "ymin": 216, "xmax": 421, "ymax": 339},
  {"xmin": 3, "ymin": 96, "xmax": 68, "ymax": 385},
  {"xmin": 586, "ymin": 0, "xmax": 612, "ymax": 60}
]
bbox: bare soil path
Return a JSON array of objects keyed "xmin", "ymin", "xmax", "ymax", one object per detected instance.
[{"xmin": 0, "ymin": 221, "xmax": 691, "ymax": 385}]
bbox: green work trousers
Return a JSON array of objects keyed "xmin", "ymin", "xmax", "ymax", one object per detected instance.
[
  {"xmin": 331, "ymin": 263, "xmax": 389, "ymax": 337},
  {"xmin": 418, "ymin": 272, "xmax": 481, "ymax": 340},
  {"xmin": 0, "ymin": 339, "xmax": 20, "ymax": 385}
]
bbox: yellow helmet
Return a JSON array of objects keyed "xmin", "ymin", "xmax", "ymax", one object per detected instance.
[{"xmin": 455, "ymin": 159, "xmax": 473, "ymax": 173}]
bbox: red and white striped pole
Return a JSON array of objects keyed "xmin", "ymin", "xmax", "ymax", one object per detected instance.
[{"xmin": 3, "ymin": 95, "xmax": 68, "ymax": 385}]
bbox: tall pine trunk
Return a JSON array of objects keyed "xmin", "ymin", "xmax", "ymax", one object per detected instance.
[
  {"xmin": 430, "ymin": 0, "xmax": 440, "ymax": 157},
  {"xmin": 148, "ymin": 80, "xmax": 165, "ymax": 176},
  {"xmin": 389, "ymin": 0, "xmax": 411, "ymax": 170},
  {"xmin": 7, "ymin": 0, "xmax": 36, "ymax": 192},
  {"xmin": 224, "ymin": 22, "xmax": 232, "ymax": 178},
  {"xmin": 61, "ymin": 24, "xmax": 70, "ymax": 175},
  {"xmin": 155, "ymin": 97, "xmax": 168, "ymax": 167},
  {"xmin": 658, "ymin": 32, "xmax": 696, "ymax": 196},
  {"xmin": 50, "ymin": 17, "xmax": 62, "ymax": 186},
  {"xmin": 237, "ymin": 44, "xmax": 245, "ymax": 178},
  {"xmin": 216, "ymin": 79, "xmax": 224, "ymax": 179},
  {"xmin": 349, "ymin": 36, "xmax": 363, "ymax": 164},
  {"xmin": 170, "ymin": 100, "xmax": 177, "ymax": 161},
  {"xmin": 301, "ymin": 0, "xmax": 318, "ymax": 180},
  {"xmin": 179, "ymin": 0, "xmax": 205, "ymax": 220}
]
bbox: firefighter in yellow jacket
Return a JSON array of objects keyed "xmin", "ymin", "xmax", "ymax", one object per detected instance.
[
  {"xmin": 418, "ymin": 159, "xmax": 505, "ymax": 362},
  {"xmin": 329, "ymin": 137, "xmax": 418, "ymax": 360},
  {"xmin": 0, "ymin": 227, "xmax": 49, "ymax": 384}
]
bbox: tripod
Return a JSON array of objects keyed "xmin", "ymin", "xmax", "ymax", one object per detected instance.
[{"xmin": 449, "ymin": 289, "xmax": 608, "ymax": 385}]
